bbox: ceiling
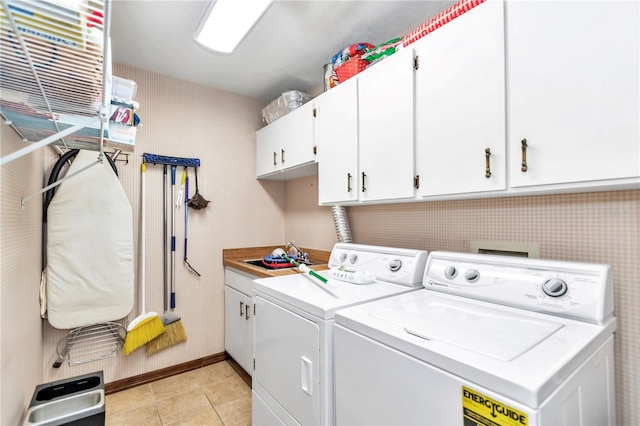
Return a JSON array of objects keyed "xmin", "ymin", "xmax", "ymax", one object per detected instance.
[{"xmin": 109, "ymin": 1, "xmax": 449, "ymax": 102}]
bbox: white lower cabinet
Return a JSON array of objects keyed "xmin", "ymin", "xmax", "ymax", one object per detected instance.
[
  {"xmin": 506, "ymin": 0, "xmax": 640, "ymax": 190},
  {"xmin": 224, "ymin": 268, "xmax": 255, "ymax": 375},
  {"xmin": 415, "ymin": 0, "xmax": 506, "ymax": 197}
]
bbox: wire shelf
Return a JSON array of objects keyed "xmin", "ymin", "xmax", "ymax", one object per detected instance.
[{"xmin": 53, "ymin": 321, "xmax": 125, "ymax": 368}]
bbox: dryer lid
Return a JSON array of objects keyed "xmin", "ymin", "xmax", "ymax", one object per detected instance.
[{"xmin": 371, "ymin": 294, "xmax": 564, "ymax": 361}]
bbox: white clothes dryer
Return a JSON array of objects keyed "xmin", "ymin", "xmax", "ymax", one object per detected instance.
[
  {"xmin": 252, "ymin": 243, "xmax": 428, "ymax": 425},
  {"xmin": 334, "ymin": 251, "xmax": 617, "ymax": 426}
]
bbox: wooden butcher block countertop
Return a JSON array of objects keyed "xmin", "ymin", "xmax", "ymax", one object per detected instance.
[{"xmin": 222, "ymin": 246, "xmax": 331, "ymax": 278}]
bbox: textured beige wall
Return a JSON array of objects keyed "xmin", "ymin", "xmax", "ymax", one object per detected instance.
[
  {"xmin": 36, "ymin": 64, "xmax": 287, "ymax": 387},
  {"xmin": 284, "ymin": 175, "xmax": 337, "ymax": 251},
  {"xmin": 1, "ymin": 125, "xmax": 45, "ymax": 425},
  {"xmin": 293, "ymin": 183, "xmax": 639, "ymax": 425}
]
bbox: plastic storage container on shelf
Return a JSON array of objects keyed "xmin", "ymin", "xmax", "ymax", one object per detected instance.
[
  {"xmin": 261, "ymin": 90, "xmax": 312, "ymax": 125},
  {"xmin": 111, "ymin": 76, "xmax": 137, "ymax": 105}
]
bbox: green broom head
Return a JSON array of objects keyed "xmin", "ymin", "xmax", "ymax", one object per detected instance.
[
  {"xmin": 146, "ymin": 314, "xmax": 187, "ymax": 355},
  {"xmin": 122, "ymin": 312, "xmax": 165, "ymax": 355}
]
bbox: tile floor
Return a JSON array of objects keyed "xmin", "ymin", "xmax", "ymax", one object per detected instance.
[{"xmin": 105, "ymin": 361, "xmax": 251, "ymax": 426}]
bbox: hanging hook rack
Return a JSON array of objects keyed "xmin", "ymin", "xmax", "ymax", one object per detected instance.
[
  {"xmin": 142, "ymin": 153, "xmax": 201, "ymax": 168},
  {"xmin": 142, "ymin": 152, "xmax": 200, "ymax": 168},
  {"xmin": 109, "ymin": 150, "xmax": 129, "ymax": 165}
]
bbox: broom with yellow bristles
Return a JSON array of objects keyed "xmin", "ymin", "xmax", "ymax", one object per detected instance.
[
  {"xmin": 147, "ymin": 165, "xmax": 187, "ymax": 355},
  {"xmin": 123, "ymin": 163, "xmax": 165, "ymax": 355}
]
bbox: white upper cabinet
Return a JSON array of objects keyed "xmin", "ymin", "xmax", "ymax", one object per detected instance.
[
  {"xmin": 507, "ymin": 0, "xmax": 640, "ymax": 189},
  {"xmin": 256, "ymin": 101, "xmax": 317, "ymax": 180},
  {"xmin": 316, "ymin": 77, "xmax": 359, "ymax": 205},
  {"xmin": 415, "ymin": 0, "xmax": 506, "ymax": 197},
  {"xmin": 358, "ymin": 46, "xmax": 417, "ymax": 202},
  {"xmin": 256, "ymin": 117, "xmax": 282, "ymax": 177}
]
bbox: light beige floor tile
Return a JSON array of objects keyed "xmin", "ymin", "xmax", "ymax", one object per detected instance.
[
  {"xmin": 106, "ymin": 384, "xmax": 154, "ymax": 416},
  {"xmin": 156, "ymin": 389, "xmax": 213, "ymax": 425},
  {"xmin": 150, "ymin": 370, "xmax": 200, "ymax": 402},
  {"xmin": 214, "ymin": 395, "xmax": 252, "ymax": 426},
  {"xmin": 105, "ymin": 404, "xmax": 161, "ymax": 426},
  {"xmin": 166, "ymin": 407, "xmax": 224, "ymax": 426},
  {"xmin": 196, "ymin": 361, "xmax": 237, "ymax": 386},
  {"xmin": 106, "ymin": 362, "xmax": 252, "ymax": 426},
  {"xmin": 202, "ymin": 374, "xmax": 251, "ymax": 407}
]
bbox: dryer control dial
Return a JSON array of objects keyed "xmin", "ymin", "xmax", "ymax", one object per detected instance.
[
  {"xmin": 338, "ymin": 252, "xmax": 348, "ymax": 263},
  {"xmin": 389, "ymin": 259, "xmax": 402, "ymax": 272},
  {"xmin": 464, "ymin": 269, "xmax": 480, "ymax": 283},
  {"xmin": 444, "ymin": 266, "xmax": 458, "ymax": 279},
  {"xmin": 542, "ymin": 278, "xmax": 568, "ymax": 297},
  {"xmin": 349, "ymin": 254, "xmax": 359, "ymax": 264}
]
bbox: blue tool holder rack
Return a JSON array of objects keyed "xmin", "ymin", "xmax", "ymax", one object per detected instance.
[{"xmin": 142, "ymin": 153, "xmax": 200, "ymax": 168}]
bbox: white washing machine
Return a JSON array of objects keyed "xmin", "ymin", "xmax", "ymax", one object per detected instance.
[
  {"xmin": 334, "ymin": 251, "xmax": 617, "ymax": 426},
  {"xmin": 252, "ymin": 243, "xmax": 429, "ymax": 425}
]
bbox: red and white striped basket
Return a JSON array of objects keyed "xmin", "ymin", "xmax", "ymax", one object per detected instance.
[{"xmin": 402, "ymin": 0, "xmax": 486, "ymax": 47}]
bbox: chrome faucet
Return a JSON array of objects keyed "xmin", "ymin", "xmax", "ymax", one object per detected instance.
[{"xmin": 286, "ymin": 242, "xmax": 309, "ymax": 263}]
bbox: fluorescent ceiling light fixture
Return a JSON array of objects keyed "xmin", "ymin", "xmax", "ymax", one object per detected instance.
[{"xmin": 194, "ymin": 0, "xmax": 273, "ymax": 54}]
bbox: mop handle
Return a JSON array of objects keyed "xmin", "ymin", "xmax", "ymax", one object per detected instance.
[
  {"xmin": 163, "ymin": 165, "xmax": 168, "ymax": 312},
  {"xmin": 184, "ymin": 173, "xmax": 188, "ymax": 259},
  {"xmin": 171, "ymin": 166, "xmax": 176, "ymax": 309},
  {"xmin": 140, "ymin": 163, "xmax": 146, "ymax": 313}
]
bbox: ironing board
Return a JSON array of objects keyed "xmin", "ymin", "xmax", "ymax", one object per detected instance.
[{"xmin": 46, "ymin": 150, "xmax": 134, "ymax": 329}]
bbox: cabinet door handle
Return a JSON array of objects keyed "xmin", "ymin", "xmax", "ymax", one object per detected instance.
[
  {"xmin": 521, "ymin": 139, "xmax": 528, "ymax": 172},
  {"xmin": 273, "ymin": 151, "xmax": 277, "ymax": 166},
  {"xmin": 361, "ymin": 172, "xmax": 367, "ymax": 193},
  {"xmin": 239, "ymin": 301, "xmax": 244, "ymax": 317},
  {"xmin": 485, "ymin": 148, "xmax": 492, "ymax": 178},
  {"xmin": 347, "ymin": 173, "xmax": 352, "ymax": 192},
  {"xmin": 281, "ymin": 148, "xmax": 285, "ymax": 164},
  {"xmin": 245, "ymin": 303, "xmax": 250, "ymax": 320}
]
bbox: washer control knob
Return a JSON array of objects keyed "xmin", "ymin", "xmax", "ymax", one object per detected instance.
[
  {"xmin": 465, "ymin": 269, "xmax": 480, "ymax": 283},
  {"xmin": 389, "ymin": 259, "xmax": 402, "ymax": 272},
  {"xmin": 444, "ymin": 266, "xmax": 458, "ymax": 279},
  {"xmin": 542, "ymin": 278, "xmax": 568, "ymax": 297},
  {"xmin": 338, "ymin": 252, "xmax": 347, "ymax": 263},
  {"xmin": 349, "ymin": 254, "xmax": 359, "ymax": 264}
]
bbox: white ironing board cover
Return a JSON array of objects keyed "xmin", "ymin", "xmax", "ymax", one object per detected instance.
[{"xmin": 47, "ymin": 150, "xmax": 134, "ymax": 329}]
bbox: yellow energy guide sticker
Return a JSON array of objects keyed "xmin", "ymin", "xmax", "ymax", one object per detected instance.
[{"xmin": 462, "ymin": 386, "xmax": 528, "ymax": 426}]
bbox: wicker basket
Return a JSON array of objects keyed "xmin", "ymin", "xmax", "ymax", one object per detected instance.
[{"xmin": 335, "ymin": 57, "xmax": 368, "ymax": 83}]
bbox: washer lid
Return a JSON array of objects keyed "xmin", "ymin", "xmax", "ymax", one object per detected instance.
[
  {"xmin": 335, "ymin": 290, "xmax": 616, "ymax": 408},
  {"xmin": 372, "ymin": 295, "xmax": 564, "ymax": 361}
]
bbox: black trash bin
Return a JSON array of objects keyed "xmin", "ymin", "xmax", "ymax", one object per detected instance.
[{"xmin": 23, "ymin": 371, "xmax": 105, "ymax": 426}]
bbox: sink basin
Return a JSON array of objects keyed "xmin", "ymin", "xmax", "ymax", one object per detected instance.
[
  {"xmin": 243, "ymin": 259, "xmax": 314, "ymax": 270},
  {"xmin": 24, "ymin": 371, "xmax": 105, "ymax": 426},
  {"xmin": 25, "ymin": 390, "xmax": 104, "ymax": 425}
]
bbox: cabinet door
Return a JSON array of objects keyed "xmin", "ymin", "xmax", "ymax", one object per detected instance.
[
  {"xmin": 256, "ymin": 120, "xmax": 281, "ymax": 177},
  {"xmin": 279, "ymin": 101, "xmax": 316, "ymax": 170},
  {"xmin": 358, "ymin": 47, "xmax": 416, "ymax": 202},
  {"xmin": 245, "ymin": 297, "xmax": 254, "ymax": 375},
  {"xmin": 507, "ymin": 0, "xmax": 640, "ymax": 188},
  {"xmin": 415, "ymin": 0, "xmax": 506, "ymax": 197},
  {"xmin": 316, "ymin": 78, "xmax": 359, "ymax": 205},
  {"xmin": 224, "ymin": 286, "xmax": 248, "ymax": 371}
]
